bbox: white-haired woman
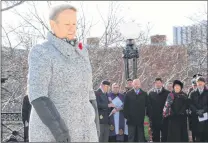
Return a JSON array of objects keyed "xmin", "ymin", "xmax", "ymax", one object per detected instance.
[{"xmin": 27, "ymin": 4, "xmax": 99, "ymax": 142}]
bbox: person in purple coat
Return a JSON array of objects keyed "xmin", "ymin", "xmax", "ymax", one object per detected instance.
[{"xmin": 108, "ymin": 83, "xmax": 126, "ymax": 142}]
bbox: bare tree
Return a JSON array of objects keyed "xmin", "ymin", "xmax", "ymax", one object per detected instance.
[
  {"xmin": 96, "ymin": 1, "xmax": 125, "ymax": 48},
  {"xmin": 180, "ymin": 9, "xmax": 208, "ymax": 77},
  {"xmin": 1, "ymin": 1, "xmax": 45, "ymax": 113},
  {"xmin": 88, "ymin": 44, "xmax": 191, "ymax": 93},
  {"xmin": 2, "ymin": 1, "xmax": 204, "ymax": 114},
  {"xmin": 12, "ymin": 2, "xmax": 48, "ymax": 40},
  {"xmin": 1, "ymin": 1, "xmax": 25, "ymax": 12},
  {"xmin": 88, "ymin": 2, "xmax": 152, "ymax": 88},
  {"xmin": 1, "ymin": 46, "xmax": 28, "ymax": 112},
  {"xmin": 76, "ymin": 2, "xmax": 96, "ymax": 43}
]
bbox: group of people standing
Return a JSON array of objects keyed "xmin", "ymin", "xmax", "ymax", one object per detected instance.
[{"xmin": 95, "ymin": 75, "xmax": 208, "ymax": 142}]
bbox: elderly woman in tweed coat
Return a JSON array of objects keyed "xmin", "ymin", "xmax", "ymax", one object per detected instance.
[{"xmin": 27, "ymin": 4, "xmax": 99, "ymax": 142}]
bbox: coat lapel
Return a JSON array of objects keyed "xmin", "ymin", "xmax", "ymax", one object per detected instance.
[
  {"xmin": 47, "ymin": 32, "xmax": 89, "ymax": 62},
  {"xmin": 98, "ymin": 88, "xmax": 108, "ymax": 102}
]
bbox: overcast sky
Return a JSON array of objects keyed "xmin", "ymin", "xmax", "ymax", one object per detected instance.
[{"xmin": 2, "ymin": 1, "xmax": 207, "ymax": 46}]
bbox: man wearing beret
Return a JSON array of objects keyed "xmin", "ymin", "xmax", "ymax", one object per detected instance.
[
  {"xmin": 189, "ymin": 76, "xmax": 208, "ymax": 142},
  {"xmin": 95, "ymin": 80, "xmax": 115, "ymax": 142}
]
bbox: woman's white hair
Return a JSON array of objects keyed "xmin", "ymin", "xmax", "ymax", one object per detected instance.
[
  {"xmin": 112, "ymin": 83, "xmax": 119, "ymax": 87},
  {"xmin": 49, "ymin": 3, "xmax": 77, "ymax": 20}
]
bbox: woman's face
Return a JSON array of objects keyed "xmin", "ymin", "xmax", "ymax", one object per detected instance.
[
  {"xmin": 174, "ymin": 84, "xmax": 181, "ymax": 93},
  {"xmin": 50, "ymin": 9, "xmax": 77, "ymax": 40}
]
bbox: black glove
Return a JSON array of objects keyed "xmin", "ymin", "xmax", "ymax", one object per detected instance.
[
  {"xmin": 196, "ymin": 109, "xmax": 204, "ymax": 117},
  {"xmin": 90, "ymin": 100, "xmax": 100, "ymax": 138},
  {"xmin": 31, "ymin": 97, "xmax": 70, "ymax": 142},
  {"xmin": 179, "ymin": 112, "xmax": 185, "ymax": 115}
]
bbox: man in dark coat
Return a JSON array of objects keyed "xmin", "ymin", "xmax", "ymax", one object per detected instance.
[
  {"xmin": 188, "ymin": 77, "xmax": 198, "ymax": 142},
  {"xmin": 108, "ymin": 83, "xmax": 125, "ymax": 142},
  {"xmin": 95, "ymin": 80, "xmax": 115, "ymax": 142},
  {"xmin": 123, "ymin": 79, "xmax": 148, "ymax": 142},
  {"xmin": 123, "ymin": 78, "xmax": 133, "ymax": 142},
  {"xmin": 147, "ymin": 78, "xmax": 170, "ymax": 142},
  {"xmin": 189, "ymin": 77, "xmax": 208, "ymax": 142},
  {"xmin": 21, "ymin": 94, "xmax": 32, "ymax": 142}
]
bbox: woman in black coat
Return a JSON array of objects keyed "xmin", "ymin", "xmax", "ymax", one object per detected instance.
[
  {"xmin": 21, "ymin": 94, "xmax": 32, "ymax": 142},
  {"xmin": 163, "ymin": 80, "xmax": 189, "ymax": 142}
]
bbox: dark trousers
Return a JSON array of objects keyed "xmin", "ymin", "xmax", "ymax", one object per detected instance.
[
  {"xmin": 109, "ymin": 135, "xmax": 128, "ymax": 142},
  {"xmin": 189, "ymin": 115, "xmax": 196, "ymax": 142},
  {"xmin": 161, "ymin": 119, "xmax": 168, "ymax": 142},
  {"xmin": 109, "ymin": 136, "xmax": 116, "ymax": 142},
  {"xmin": 109, "ymin": 136, "xmax": 124, "ymax": 142},
  {"xmin": 24, "ymin": 126, "xmax": 29, "ymax": 142},
  {"xmin": 151, "ymin": 124, "xmax": 161, "ymax": 142},
  {"xmin": 128, "ymin": 125, "xmax": 145, "ymax": 142},
  {"xmin": 99, "ymin": 124, "xmax": 109, "ymax": 142},
  {"xmin": 195, "ymin": 130, "xmax": 208, "ymax": 142},
  {"xmin": 151, "ymin": 119, "xmax": 168, "ymax": 142},
  {"xmin": 191, "ymin": 130, "xmax": 197, "ymax": 142},
  {"xmin": 124, "ymin": 135, "xmax": 128, "ymax": 142}
]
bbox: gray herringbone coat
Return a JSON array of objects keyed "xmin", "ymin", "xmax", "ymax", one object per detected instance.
[{"xmin": 28, "ymin": 32, "xmax": 98, "ymax": 142}]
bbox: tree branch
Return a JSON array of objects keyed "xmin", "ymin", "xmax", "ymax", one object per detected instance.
[{"xmin": 2, "ymin": 1, "xmax": 25, "ymax": 12}]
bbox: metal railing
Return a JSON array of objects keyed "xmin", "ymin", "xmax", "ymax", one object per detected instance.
[{"xmin": 1, "ymin": 112, "xmax": 24, "ymax": 142}]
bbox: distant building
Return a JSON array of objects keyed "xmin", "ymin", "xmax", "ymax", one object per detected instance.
[
  {"xmin": 86, "ymin": 37, "xmax": 100, "ymax": 48},
  {"xmin": 150, "ymin": 35, "xmax": 167, "ymax": 46},
  {"xmin": 173, "ymin": 21, "xmax": 207, "ymax": 77},
  {"xmin": 173, "ymin": 20, "xmax": 207, "ymax": 48}
]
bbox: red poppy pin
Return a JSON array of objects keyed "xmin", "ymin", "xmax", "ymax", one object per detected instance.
[{"xmin": 78, "ymin": 42, "xmax": 83, "ymax": 50}]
